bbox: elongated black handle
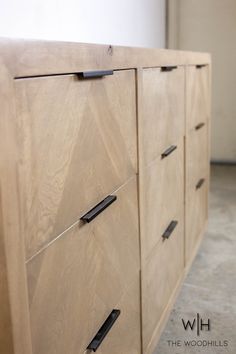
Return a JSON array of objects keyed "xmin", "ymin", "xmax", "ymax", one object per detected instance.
[
  {"xmin": 76, "ymin": 70, "xmax": 113, "ymax": 79},
  {"xmin": 162, "ymin": 221, "xmax": 178, "ymax": 240},
  {"xmin": 196, "ymin": 64, "xmax": 207, "ymax": 69},
  {"xmin": 80, "ymin": 195, "xmax": 117, "ymax": 223},
  {"xmin": 195, "ymin": 122, "xmax": 205, "ymax": 130},
  {"xmin": 196, "ymin": 178, "xmax": 205, "ymax": 190},
  {"xmin": 87, "ymin": 309, "xmax": 121, "ymax": 352},
  {"xmin": 161, "ymin": 66, "xmax": 177, "ymax": 72},
  {"xmin": 161, "ymin": 145, "xmax": 177, "ymax": 159}
]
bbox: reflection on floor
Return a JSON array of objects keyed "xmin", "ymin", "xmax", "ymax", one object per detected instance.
[{"xmin": 154, "ymin": 165, "xmax": 236, "ymax": 354}]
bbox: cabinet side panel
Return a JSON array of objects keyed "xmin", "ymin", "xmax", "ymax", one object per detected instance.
[
  {"xmin": 0, "ymin": 61, "xmax": 32, "ymax": 354},
  {"xmin": 0, "ymin": 193, "xmax": 14, "ymax": 353}
]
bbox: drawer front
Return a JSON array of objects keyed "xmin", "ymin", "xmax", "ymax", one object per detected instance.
[
  {"xmin": 142, "ymin": 215, "xmax": 184, "ymax": 351},
  {"xmin": 186, "ymin": 65, "xmax": 210, "ymax": 131},
  {"xmin": 186, "ymin": 124, "xmax": 208, "ymax": 189},
  {"xmin": 140, "ymin": 66, "xmax": 184, "ymax": 166},
  {"xmin": 26, "ymin": 177, "xmax": 140, "ymax": 354},
  {"xmin": 186, "ymin": 123, "xmax": 209, "ymax": 263},
  {"xmin": 15, "ymin": 70, "xmax": 137, "ymax": 259},
  {"xmin": 186, "ymin": 176, "xmax": 208, "ymax": 263},
  {"xmin": 140, "ymin": 138, "xmax": 184, "ymax": 260}
]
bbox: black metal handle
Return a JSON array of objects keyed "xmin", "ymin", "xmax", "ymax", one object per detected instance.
[
  {"xmin": 162, "ymin": 221, "xmax": 178, "ymax": 240},
  {"xmin": 195, "ymin": 122, "xmax": 205, "ymax": 130},
  {"xmin": 76, "ymin": 70, "xmax": 113, "ymax": 79},
  {"xmin": 80, "ymin": 195, "xmax": 117, "ymax": 223},
  {"xmin": 161, "ymin": 66, "xmax": 177, "ymax": 72},
  {"xmin": 196, "ymin": 64, "xmax": 207, "ymax": 69},
  {"xmin": 87, "ymin": 309, "xmax": 120, "ymax": 352},
  {"xmin": 161, "ymin": 145, "xmax": 177, "ymax": 159},
  {"xmin": 196, "ymin": 178, "xmax": 205, "ymax": 190}
]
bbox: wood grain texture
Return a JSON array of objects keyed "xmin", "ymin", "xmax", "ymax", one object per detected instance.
[
  {"xmin": 186, "ymin": 125, "xmax": 208, "ymax": 190},
  {"xmin": 140, "ymin": 67, "xmax": 185, "ymax": 166},
  {"xmin": 0, "ymin": 38, "xmax": 210, "ymax": 78},
  {"xmin": 15, "ymin": 70, "xmax": 137, "ymax": 260},
  {"xmin": 0, "ymin": 59, "xmax": 32, "ymax": 354},
  {"xmin": 185, "ymin": 65, "xmax": 210, "ymax": 265},
  {"xmin": 140, "ymin": 138, "xmax": 184, "ymax": 261},
  {"xmin": 0, "ymin": 38, "xmax": 211, "ymax": 354},
  {"xmin": 27, "ymin": 177, "xmax": 140, "ymax": 354},
  {"xmin": 185, "ymin": 180, "xmax": 208, "ymax": 264},
  {"xmin": 186, "ymin": 65, "xmax": 210, "ymax": 131},
  {"xmin": 142, "ymin": 213, "xmax": 184, "ymax": 352}
]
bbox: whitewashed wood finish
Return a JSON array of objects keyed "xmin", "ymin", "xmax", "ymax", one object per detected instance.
[
  {"xmin": 0, "ymin": 38, "xmax": 211, "ymax": 354},
  {"xmin": 142, "ymin": 214, "xmax": 184, "ymax": 352},
  {"xmin": 0, "ymin": 59, "xmax": 33, "ymax": 354},
  {"xmin": 186, "ymin": 65, "xmax": 210, "ymax": 131},
  {"xmin": 185, "ymin": 65, "xmax": 210, "ymax": 265},
  {"xmin": 140, "ymin": 66, "xmax": 185, "ymax": 166},
  {"xmin": 140, "ymin": 138, "xmax": 184, "ymax": 261},
  {"xmin": 27, "ymin": 177, "xmax": 140, "ymax": 354},
  {"xmin": 0, "ymin": 38, "xmax": 210, "ymax": 78},
  {"xmin": 15, "ymin": 70, "xmax": 137, "ymax": 260},
  {"xmin": 185, "ymin": 180, "xmax": 208, "ymax": 264},
  {"xmin": 186, "ymin": 125, "xmax": 208, "ymax": 190}
]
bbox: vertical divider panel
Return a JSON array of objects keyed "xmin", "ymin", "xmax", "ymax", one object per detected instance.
[{"xmin": 0, "ymin": 61, "xmax": 33, "ymax": 354}]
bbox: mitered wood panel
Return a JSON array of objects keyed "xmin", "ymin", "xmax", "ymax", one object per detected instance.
[
  {"xmin": 15, "ymin": 70, "xmax": 137, "ymax": 259},
  {"xmin": 27, "ymin": 177, "xmax": 140, "ymax": 354},
  {"xmin": 0, "ymin": 38, "xmax": 211, "ymax": 354}
]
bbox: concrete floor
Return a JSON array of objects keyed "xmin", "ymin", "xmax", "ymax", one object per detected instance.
[{"xmin": 154, "ymin": 165, "xmax": 236, "ymax": 354}]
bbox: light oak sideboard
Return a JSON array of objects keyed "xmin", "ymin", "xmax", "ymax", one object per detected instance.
[{"xmin": 0, "ymin": 39, "xmax": 211, "ymax": 354}]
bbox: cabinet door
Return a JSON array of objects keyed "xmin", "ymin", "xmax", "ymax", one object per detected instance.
[
  {"xmin": 140, "ymin": 66, "xmax": 184, "ymax": 166},
  {"xmin": 15, "ymin": 70, "xmax": 137, "ymax": 259},
  {"xmin": 186, "ymin": 65, "xmax": 210, "ymax": 131},
  {"xmin": 26, "ymin": 177, "xmax": 141, "ymax": 354}
]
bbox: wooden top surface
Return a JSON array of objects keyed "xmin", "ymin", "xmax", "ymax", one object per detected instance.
[{"xmin": 0, "ymin": 37, "xmax": 211, "ymax": 78}]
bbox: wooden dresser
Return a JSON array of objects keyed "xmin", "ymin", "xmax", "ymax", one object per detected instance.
[{"xmin": 0, "ymin": 39, "xmax": 211, "ymax": 354}]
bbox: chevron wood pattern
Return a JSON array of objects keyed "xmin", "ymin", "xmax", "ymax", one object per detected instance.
[
  {"xmin": 15, "ymin": 70, "xmax": 137, "ymax": 259},
  {"xmin": 26, "ymin": 177, "xmax": 140, "ymax": 354},
  {"xmin": 0, "ymin": 39, "xmax": 211, "ymax": 354}
]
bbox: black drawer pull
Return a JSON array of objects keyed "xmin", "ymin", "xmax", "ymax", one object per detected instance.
[
  {"xmin": 195, "ymin": 122, "xmax": 205, "ymax": 130},
  {"xmin": 162, "ymin": 221, "xmax": 178, "ymax": 240},
  {"xmin": 161, "ymin": 66, "xmax": 177, "ymax": 72},
  {"xmin": 161, "ymin": 145, "xmax": 177, "ymax": 159},
  {"xmin": 196, "ymin": 64, "xmax": 207, "ymax": 69},
  {"xmin": 87, "ymin": 309, "xmax": 121, "ymax": 352},
  {"xmin": 196, "ymin": 178, "xmax": 205, "ymax": 190},
  {"xmin": 76, "ymin": 70, "xmax": 113, "ymax": 79},
  {"xmin": 81, "ymin": 195, "xmax": 117, "ymax": 223}
]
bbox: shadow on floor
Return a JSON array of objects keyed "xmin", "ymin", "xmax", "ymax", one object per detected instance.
[{"xmin": 154, "ymin": 165, "xmax": 236, "ymax": 354}]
